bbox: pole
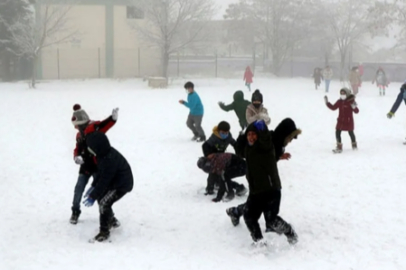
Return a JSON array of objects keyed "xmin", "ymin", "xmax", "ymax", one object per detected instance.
[
  {"xmin": 138, "ymin": 47, "xmax": 141, "ymax": 77},
  {"xmin": 57, "ymin": 48, "xmax": 60, "ymax": 79},
  {"xmin": 177, "ymin": 51, "xmax": 180, "ymax": 77},
  {"xmin": 98, "ymin": 48, "xmax": 101, "ymax": 78},
  {"xmin": 215, "ymin": 51, "xmax": 218, "ymax": 78}
]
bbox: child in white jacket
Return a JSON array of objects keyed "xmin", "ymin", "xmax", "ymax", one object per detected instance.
[{"xmin": 246, "ymin": 90, "xmax": 271, "ymax": 125}]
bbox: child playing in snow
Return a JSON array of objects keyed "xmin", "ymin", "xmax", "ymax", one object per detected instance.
[
  {"xmin": 246, "ymin": 90, "xmax": 271, "ymax": 125},
  {"xmin": 324, "ymin": 87, "xmax": 359, "ymax": 153},
  {"xmin": 83, "ymin": 132, "xmax": 133, "ymax": 242},
  {"xmin": 372, "ymin": 67, "xmax": 389, "ymax": 96},
  {"xmin": 218, "ymin": 90, "xmax": 251, "ymax": 130},
  {"xmin": 229, "ymin": 120, "xmax": 298, "ymax": 246},
  {"xmin": 243, "ymin": 66, "xmax": 253, "ymax": 92},
  {"xmin": 197, "ymin": 153, "xmax": 246, "ymax": 202},
  {"xmin": 313, "ymin": 67, "xmax": 323, "ymax": 90},
  {"xmin": 70, "ymin": 104, "xmax": 119, "ymax": 225},
  {"xmin": 226, "ymin": 118, "xmax": 301, "ymax": 234},
  {"xmin": 322, "ymin": 66, "xmax": 333, "ymax": 93},
  {"xmin": 349, "ymin": 67, "xmax": 361, "ymax": 95},
  {"xmin": 202, "ymin": 121, "xmax": 247, "ymax": 196},
  {"xmin": 179, "ymin": 81, "xmax": 206, "ymax": 142}
]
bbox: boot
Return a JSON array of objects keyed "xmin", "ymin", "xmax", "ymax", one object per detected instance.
[
  {"xmin": 70, "ymin": 209, "xmax": 81, "ymax": 224},
  {"xmin": 285, "ymin": 227, "xmax": 298, "ymax": 245},
  {"xmin": 196, "ymin": 136, "xmax": 206, "ymax": 142},
  {"xmin": 191, "ymin": 134, "xmax": 198, "ymax": 141},
  {"xmin": 223, "ymin": 192, "xmax": 235, "ymax": 202},
  {"xmin": 93, "ymin": 230, "xmax": 110, "ymax": 242},
  {"xmin": 352, "ymin": 142, "xmax": 357, "ymax": 150},
  {"xmin": 333, "ymin": 143, "xmax": 343, "ymax": 153},
  {"xmin": 109, "ymin": 217, "xmax": 120, "ymax": 229},
  {"xmin": 226, "ymin": 207, "xmax": 240, "ymax": 226},
  {"xmin": 235, "ymin": 185, "xmax": 248, "ymax": 196}
]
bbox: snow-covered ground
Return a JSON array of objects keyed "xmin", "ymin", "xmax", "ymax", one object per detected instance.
[{"xmin": 1, "ymin": 77, "xmax": 405, "ymax": 270}]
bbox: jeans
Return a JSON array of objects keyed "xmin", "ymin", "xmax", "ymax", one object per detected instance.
[
  {"xmin": 72, "ymin": 173, "xmax": 95, "ymax": 212},
  {"xmin": 325, "ymin": 80, "xmax": 331, "ymax": 92}
]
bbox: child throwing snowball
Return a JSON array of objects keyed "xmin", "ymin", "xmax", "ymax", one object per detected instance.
[{"xmin": 324, "ymin": 88, "xmax": 359, "ymax": 153}]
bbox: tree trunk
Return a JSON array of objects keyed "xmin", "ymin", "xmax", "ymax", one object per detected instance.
[
  {"xmin": 339, "ymin": 51, "xmax": 347, "ymax": 82},
  {"xmin": 31, "ymin": 56, "xmax": 37, "ymax": 89},
  {"xmin": 161, "ymin": 48, "xmax": 169, "ymax": 78},
  {"xmin": 0, "ymin": 52, "xmax": 12, "ymax": 82}
]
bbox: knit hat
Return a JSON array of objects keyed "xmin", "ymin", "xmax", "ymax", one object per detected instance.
[
  {"xmin": 251, "ymin": 89, "xmax": 263, "ymax": 103},
  {"xmin": 218, "ymin": 121, "xmax": 230, "ymax": 132},
  {"xmin": 71, "ymin": 104, "xmax": 90, "ymax": 126},
  {"xmin": 340, "ymin": 87, "xmax": 352, "ymax": 96}
]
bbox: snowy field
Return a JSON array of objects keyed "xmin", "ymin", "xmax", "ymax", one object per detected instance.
[{"xmin": 1, "ymin": 77, "xmax": 406, "ymax": 270}]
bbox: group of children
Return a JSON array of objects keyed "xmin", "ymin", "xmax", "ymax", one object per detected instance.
[{"xmin": 69, "ymin": 74, "xmax": 406, "ymax": 244}]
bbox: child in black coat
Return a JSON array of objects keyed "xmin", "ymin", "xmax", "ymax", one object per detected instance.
[
  {"xmin": 82, "ymin": 132, "xmax": 134, "ymax": 242},
  {"xmin": 197, "ymin": 153, "xmax": 246, "ymax": 202},
  {"xmin": 202, "ymin": 121, "xmax": 247, "ymax": 196},
  {"xmin": 227, "ymin": 120, "xmax": 298, "ymax": 246}
]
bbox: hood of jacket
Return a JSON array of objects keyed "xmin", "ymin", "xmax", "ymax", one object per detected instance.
[
  {"xmin": 86, "ymin": 132, "xmax": 112, "ymax": 158},
  {"xmin": 233, "ymin": 90, "xmax": 244, "ymax": 101}
]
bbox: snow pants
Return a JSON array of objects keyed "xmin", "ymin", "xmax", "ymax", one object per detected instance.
[{"xmin": 98, "ymin": 190, "xmax": 126, "ymax": 232}]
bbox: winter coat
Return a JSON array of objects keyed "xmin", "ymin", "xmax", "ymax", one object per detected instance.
[
  {"xmin": 358, "ymin": 65, "xmax": 364, "ymax": 76},
  {"xmin": 349, "ymin": 71, "xmax": 361, "ymax": 86},
  {"xmin": 374, "ymin": 70, "xmax": 388, "ymax": 86},
  {"xmin": 244, "ymin": 67, "xmax": 253, "ymax": 84},
  {"xmin": 389, "ymin": 84, "xmax": 406, "ymax": 114},
  {"xmin": 202, "ymin": 126, "xmax": 236, "ymax": 157},
  {"xmin": 86, "ymin": 132, "xmax": 133, "ymax": 200},
  {"xmin": 219, "ymin": 91, "xmax": 251, "ymax": 128},
  {"xmin": 183, "ymin": 91, "xmax": 204, "ymax": 116},
  {"xmin": 197, "ymin": 153, "xmax": 246, "ymax": 177},
  {"xmin": 326, "ymin": 94, "xmax": 359, "ymax": 131},
  {"xmin": 323, "ymin": 68, "xmax": 333, "ymax": 80},
  {"xmin": 235, "ymin": 123, "xmax": 281, "ymax": 194},
  {"xmin": 246, "ymin": 104, "xmax": 271, "ymax": 125},
  {"xmin": 74, "ymin": 116, "xmax": 116, "ymax": 175},
  {"xmin": 313, "ymin": 68, "xmax": 323, "ymax": 84}
]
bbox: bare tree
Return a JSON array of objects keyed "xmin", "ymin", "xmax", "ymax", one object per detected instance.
[
  {"xmin": 322, "ymin": 0, "xmax": 392, "ymax": 80},
  {"xmin": 225, "ymin": 0, "xmax": 318, "ymax": 75},
  {"xmin": 7, "ymin": 3, "xmax": 77, "ymax": 88},
  {"xmin": 129, "ymin": 0, "xmax": 215, "ymax": 78}
]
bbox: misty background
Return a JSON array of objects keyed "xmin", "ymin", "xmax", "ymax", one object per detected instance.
[{"xmin": 1, "ymin": 0, "xmax": 406, "ymax": 87}]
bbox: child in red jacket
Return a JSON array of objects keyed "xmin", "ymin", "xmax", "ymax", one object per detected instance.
[
  {"xmin": 324, "ymin": 88, "xmax": 359, "ymax": 153},
  {"xmin": 244, "ymin": 66, "xmax": 253, "ymax": 92},
  {"xmin": 70, "ymin": 104, "xmax": 119, "ymax": 224}
]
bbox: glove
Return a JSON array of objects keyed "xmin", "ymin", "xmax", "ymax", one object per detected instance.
[
  {"xmin": 212, "ymin": 197, "xmax": 222, "ymax": 203},
  {"xmin": 280, "ymin": 153, "xmax": 291, "ymax": 160},
  {"xmin": 83, "ymin": 197, "xmax": 95, "ymax": 207},
  {"xmin": 74, "ymin": 156, "xmax": 84, "ymax": 165},
  {"xmin": 253, "ymin": 120, "xmax": 266, "ymax": 131},
  {"xmin": 387, "ymin": 112, "xmax": 394, "ymax": 119},
  {"xmin": 351, "ymin": 102, "xmax": 357, "ymax": 109},
  {"xmin": 324, "ymin": 96, "xmax": 328, "ymax": 104},
  {"xmin": 218, "ymin": 101, "xmax": 224, "ymax": 106},
  {"xmin": 83, "ymin": 186, "xmax": 95, "ymax": 199},
  {"xmin": 112, "ymin": 108, "xmax": 119, "ymax": 121}
]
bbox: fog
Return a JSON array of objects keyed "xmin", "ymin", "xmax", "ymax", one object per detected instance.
[{"xmin": 1, "ymin": 0, "xmax": 406, "ymax": 85}]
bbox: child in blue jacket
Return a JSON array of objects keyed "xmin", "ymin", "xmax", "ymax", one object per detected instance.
[{"xmin": 179, "ymin": 81, "xmax": 206, "ymax": 142}]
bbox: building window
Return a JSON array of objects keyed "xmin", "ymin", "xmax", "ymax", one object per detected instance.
[{"xmin": 127, "ymin": 6, "xmax": 144, "ymax": 19}]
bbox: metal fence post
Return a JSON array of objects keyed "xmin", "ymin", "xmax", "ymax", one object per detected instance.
[
  {"xmin": 98, "ymin": 48, "xmax": 101, "ymax": 78},
  {"xmin": 138, "ymin": 47, "xmax": 141, "ymax": 77},
  {"xmin": 57, "ymin": 48, "xmax": 60, "ymax": 79},
  {"xmin": 177, "ymin": 51, "xmax": 180, "ymax": 77}
]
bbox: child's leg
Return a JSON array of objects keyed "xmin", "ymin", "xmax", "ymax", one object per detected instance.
[
  {"xmin": 247, "ymin": 83, "xmax": 251, "ymax": 91},
  {"xmin": 72, "ymin": 173, "xmax": 91, "ymax": 213},
  {"xmin": 243, "ymin": 195, "xmax": 264, "ymax": 242},
  {"xmin": 98, "ymin": 190, "xmax": 126, "ymax": 233},
  {"xmin": 348, "ymin": 131, "xmax": 356, "ymax": 143},
  {"xmin": 205, "ymin": 173, "xmax": 217, "ymax": 194},
  {"xmin": 335, "ymin": 130, "xmax": 342, "ymax": 144}
]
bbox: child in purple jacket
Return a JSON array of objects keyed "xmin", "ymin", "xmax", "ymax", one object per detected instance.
[{"xmin": 197, "ymin": 153, "xmax": 246, "ymax": 202}]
